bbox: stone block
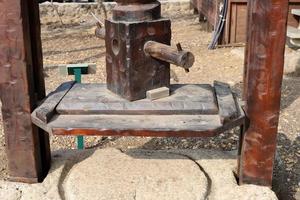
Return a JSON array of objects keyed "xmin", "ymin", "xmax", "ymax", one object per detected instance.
[{"xmin": 146, "ymin": 87, "xmax": 170, "ymax": 100}]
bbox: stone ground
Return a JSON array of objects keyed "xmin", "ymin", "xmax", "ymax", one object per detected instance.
[
  {"xmin": 0, "ymin": 1, "xmax": 299, "ymax": 199},
  {"xmin": 0, "ymin": 148, "xmax": 278, "ymax": 200}
]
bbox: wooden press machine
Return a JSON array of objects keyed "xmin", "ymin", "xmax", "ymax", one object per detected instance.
[{"xmin": 0, "ymin": 0, "xmax": 288, "ymax": 187}]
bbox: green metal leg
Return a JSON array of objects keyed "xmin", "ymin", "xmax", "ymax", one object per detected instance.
[
  {"xmin": 77, "ymin": 136, "xmax": 84, "ymax": 150},
  {"xmin": 74, "ymin": 68, "xmax": 84, "ymax": 149}
]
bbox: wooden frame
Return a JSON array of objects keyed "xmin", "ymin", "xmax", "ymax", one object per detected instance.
[
  {"xmin": 223, "ymin": 0, "xmax": 299, "ymax": 44},
  {"xmin": 0, "ymin": 0, "xmax": 288, "ymax": 187},
  {"xmin": 191, "ymin": 0, "xmax": 296, "ymax": 44}
]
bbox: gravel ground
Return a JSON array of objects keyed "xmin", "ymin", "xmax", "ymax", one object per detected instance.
[{"xmin": 0, "ymin": 11, "xmax": 299, "ymax": 200}]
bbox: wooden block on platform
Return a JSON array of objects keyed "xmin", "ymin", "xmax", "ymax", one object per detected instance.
[
  {"xmin": 56, "ymin": 84, "xmax": 219, "ymax": 115},
  {"xmin": 146, "ymin": 87, "xmax": 170, "ymax": 100}
]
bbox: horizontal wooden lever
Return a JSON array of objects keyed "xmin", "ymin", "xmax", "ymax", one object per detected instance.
[{"xmin": 144, "ymin": 41, "xmax": 195, "ymax": 69}]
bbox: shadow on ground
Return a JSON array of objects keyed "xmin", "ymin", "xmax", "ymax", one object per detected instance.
[{"xmin": 273, "ymin": 134, "xmax": 300, "ymax": 200}]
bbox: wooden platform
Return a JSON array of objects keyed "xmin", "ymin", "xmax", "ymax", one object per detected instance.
[
  {"xmin": 56, "ymin": 84, "xmax": 219, "ymax": 115},
  {"xmin": 31, "ymin": 82, "xmax": 245, "ymax": 137}
]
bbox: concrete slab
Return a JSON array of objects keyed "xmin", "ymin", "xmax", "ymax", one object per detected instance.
[
  {"xmin": 0, "ymin": 148, "xmax": 278, "ymax": 200},
  {"xmin": 291, "ymin": 9, "xmax": 300, "ymax": 17},
  {"xmin": 230, "ymin": 47, "xmax": 300, "ymax": 76},
  {"xmin": 287, "ymin": 26, "xmax": 300, "ymax": 39}
]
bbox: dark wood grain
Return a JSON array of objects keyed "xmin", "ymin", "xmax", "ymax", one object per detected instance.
[
  {"xmin": 105, "ymin": 18, "xmax": 171, "ymax": 101},
  {"xmin": 106, "ymin": 0, "xmax": 171, "ymax": 101},
  {"xmin": 27, "ymin": 0, "xmax": 51, "ymax": 182},
  {"xmin": 214, "ymin": 81, "xmax": 239, "ymax": 124},
  {"xmin": 50, "ymin": 114, "xmax": 242, "ymax": 138},
  {"xmin": 35, "ymin": 81, "xmax": 75, "ymax": 123},
  {"xmin": 239, "ymin": 0, "xmax": 288, "ymax": 186},
  {"xmin": 28, "ymin": 0, "xmax": 46, "ymax": 101},
  {"xmin": 113, "ymin": 1, "xmax": 161, "ymax": 21},
  {"xmin": 0, "ymin": 0, "xmax": 50, "ymax": 183},
  {"xmin": 51, "ymin": 114, "xmax": 221, "ymax": 136},
  {"xmin": 35, "ymin": 112, "xmax": 244, "ymax": 137},
  {"xmin": 56, "ymin": 84, "xmax": 219, "ymax": 115},
  {"xmin": 31, "ymin": 82, "xmax": 245, "ymax": 138}
]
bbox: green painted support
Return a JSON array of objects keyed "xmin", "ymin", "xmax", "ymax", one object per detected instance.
[
  {"xmin": 60, "ymin": 63, "xmax": 96, "ymax": 150},
  {"xmin": 74, "ymin": 68, "xmax": 84, "ymax": 150},
  {"xmin": 59, "ymin": 63, "xmax": 97, "ymax": 149}
]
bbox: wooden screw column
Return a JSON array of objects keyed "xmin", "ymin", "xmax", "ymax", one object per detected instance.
[
  {"xmin": 0, "ymin": 0, "xmax": 51, "ymax": 183},
  {"xmin": 239, "ymin": 0, "xmax": 289, "ymax": 186}
]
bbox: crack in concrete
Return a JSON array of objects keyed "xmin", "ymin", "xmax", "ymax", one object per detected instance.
[
  {"xmin": 167, "ymin": 152, "xmax": 212, "ymax": 200},
  {"xmin": 56, "ymin": 149, "xmax": 212, "ymax": 200},
  {"xmin": 120, "ymin": 148, "xmax": 212, "ymax": 200},
  {"xmin": 57, "ymin": 161, "xmax": 74, "ymax": 200},
  {"xmin": 57, "ymin": 150, "xmax": 95, "ymax": 200}
]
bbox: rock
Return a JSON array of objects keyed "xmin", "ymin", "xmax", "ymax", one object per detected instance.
[
  {"xmin": 64, "ymin": 149, "xmax": 207, "ymax": 200},
  {"xmin": 284, "ymin": 50, "xmax": 300, "ymax": 75},
  {"xmin": 0, "ymin": 148, "xmax": 278, "ymax": 200},
  {"xmin": 0, "ymin": 150, "xmax": 90, "ymax": 200}
]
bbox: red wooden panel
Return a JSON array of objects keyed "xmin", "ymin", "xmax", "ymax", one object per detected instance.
[{"xmin": 222, "ymin": 0, "xmax": 300, "ymax": 44}]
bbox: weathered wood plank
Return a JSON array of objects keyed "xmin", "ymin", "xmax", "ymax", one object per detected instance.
[
  {"xmin": 50, "ymin": 114, "xmax": 223, "ymax": 137},
  {"xmin": 32, "ymin": 112, "xmax": 245, "ymax": 138},
  {"xmin": 35, "ymin": 81, "xmax": 75, "ymax": 123},
  {"xmin": 31, "ymin": 110, "xmax": 52, "ymax": 134},
  {"xmin": 214, "ymin": 81, "xmax": 239, "ymax": 124},
  {"xmin": 56, "ymin": 84, "xmax": 219, "ymax": 115}
]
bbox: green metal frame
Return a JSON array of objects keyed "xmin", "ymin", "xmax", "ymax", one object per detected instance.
[{"xmin": 73, "ymin": 68, "xmax": 84, "ymax": 149}]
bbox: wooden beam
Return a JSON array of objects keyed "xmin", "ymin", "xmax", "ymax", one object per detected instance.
[
  {"xmin": 214, "ymin": 81, "xmax": 239, "ymax": 124},
  {"xmin": 27, "ymin": 0, "xmax": 51, "ymax": 182},
  {"xmin": 35, "ymin": 81, "xmax": 75, "ymax": 123},
  {"xmin": 56, "ymin": 84, "xmax": 219, "ymax": 115},
  {"xmin": 239, "ymin": 0, "xmax": 289, "ymax": 186},
  {"xmin": 0, "ymin": 0, "xmax": 50, "ymax": 183}
]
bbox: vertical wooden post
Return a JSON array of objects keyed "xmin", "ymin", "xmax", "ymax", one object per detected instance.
[
  {"xmin": 0, "ymin": 0, "xmax": 50, "ymax": 183},
  {"xmin": 242, "ymin": 0, "xmax": 252, "ymax": 101},
  {"xmin": 239, "ymin": 0, "xmax": 288, "ymax": 186},
  {"xmin": 27, "ymin": 0, "xmax": 51, "ymax": 179}
]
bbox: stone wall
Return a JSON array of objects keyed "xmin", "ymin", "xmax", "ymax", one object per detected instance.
[{"xmin": 39, "ymin": 0, "xmax": 192, "ymax": 25}]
